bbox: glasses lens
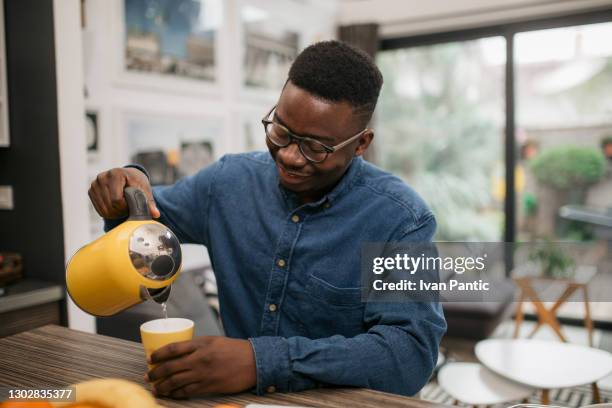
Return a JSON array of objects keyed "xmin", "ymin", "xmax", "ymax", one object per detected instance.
[
  {"xmin": 300, "ymin": 139, "xmax": 328, "ymax": 162},
  {"xmin": 265, "ymin": 122, "xmax": 290, "ymax": 147},
  {"xmin": 265, "ymin": 120, "xmax": 329, "ymax": 163}
]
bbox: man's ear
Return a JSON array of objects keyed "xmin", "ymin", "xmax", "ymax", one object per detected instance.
[{"xmin": 354, "ymin": 130, "xmax": 374, "ymax": 157}]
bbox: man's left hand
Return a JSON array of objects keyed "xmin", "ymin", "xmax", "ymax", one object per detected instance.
[{"xmin": 145, "ymin": 336, "xmax": 257, "ymax": 398}]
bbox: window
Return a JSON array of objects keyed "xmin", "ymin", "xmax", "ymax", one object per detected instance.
[
  {"xmin": 377, "ymin": 12, "xmax": 612, "ymax": 324},
  {"xmin": 377, "ymin": 37, "xmax": 506, "ymax": 241},
  {"xmin": 515, "ymin": 22, "xmax": 612, "ymax": 242}
]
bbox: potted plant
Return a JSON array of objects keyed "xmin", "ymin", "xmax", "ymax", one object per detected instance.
[
  {"xmin": 528, "ymin": 238, "xmax": 575, "ymax": 278},
  {"xmin": 529, "ymin": 145, "xmax": 605, "ymax": 236}
]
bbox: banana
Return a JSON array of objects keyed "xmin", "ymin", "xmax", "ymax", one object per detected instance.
[{"xmin": 51, "ymin": 378, "xmax": 163, "ymax": 408}]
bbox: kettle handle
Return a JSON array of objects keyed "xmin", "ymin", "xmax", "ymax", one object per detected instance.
[{"xmin": 125, "ymin": 187, "xmax": 151, "ymax": 221}]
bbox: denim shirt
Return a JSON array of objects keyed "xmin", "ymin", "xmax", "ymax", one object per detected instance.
[{"xmin": 110, "ymin": 151, "xmax": 446, "ymax": 396}]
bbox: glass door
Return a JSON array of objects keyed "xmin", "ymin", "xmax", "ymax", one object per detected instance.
[
  {"xmin": 515, "ymin": 22, "xmax": 612, "ymax": 323},
  {"xmin": 377, "ymin": 37, "xmax": 507, "ymax": 241}
]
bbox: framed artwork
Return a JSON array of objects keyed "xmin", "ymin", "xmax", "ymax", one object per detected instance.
[
  {"xmin": 125, "ymin": 0, "xmax": 220, "ymax": 81},
  {"xmin": 179, "ymin": 140, "xmax": 214, "ymax": 177},
  {"xmin": 241, "ymin": 5, "xmax": 299, "ymax": 92},
  {"xmin": 112, "ymin": 0, "xmax": 223, "ymax": 94},
  {"xmin": 237, "ymin": 1, "xmax": 336, "ymax": 103},
  {"xmin": 123, "ymin": 112, "xmax": 222, "ymax": 186}
]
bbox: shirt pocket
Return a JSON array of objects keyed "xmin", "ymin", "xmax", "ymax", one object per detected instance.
[
  {"xmin": 306, "ymin": 274, "xmax": 363, "ymax": 306},
  {"xmin": 302, "ymin": 274, "xmax": 365, "ymax": 337}
]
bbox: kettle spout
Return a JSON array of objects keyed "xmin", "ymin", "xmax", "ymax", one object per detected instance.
[
  {"xmin": 153, "ymin": 285, "xmax": 171, "ymax": 303},
  {"xmin": 141, "ymin": 285, "xmax": 172, "ymax": 304}
]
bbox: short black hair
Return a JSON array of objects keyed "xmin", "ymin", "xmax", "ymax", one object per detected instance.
[{"xmin": 288, "ymin": 40, "xmax": 383, "ymax": 123}]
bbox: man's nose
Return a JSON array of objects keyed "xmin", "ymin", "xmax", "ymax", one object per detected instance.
[{"xmin": 278, "ymin": 142, "xmax": 307, "ymax": 167}]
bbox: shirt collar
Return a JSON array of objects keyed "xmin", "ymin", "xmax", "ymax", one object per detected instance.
[{"xmin": 277, "ymin": 156, "xmax": 364, "ymax": 211}]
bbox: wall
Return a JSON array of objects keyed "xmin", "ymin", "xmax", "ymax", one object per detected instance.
[
  {"xmin": 72, "ymin": 0, "xmax": 338, "ymax": 331},
  {"xmin": 0, "ymin": 0, "xmax": 65, "ymax": 289},
  {"xmin": 82, "ymin": 0, "xmax": 337, "ymax": 232},
  {"xmin": 53, "ymin": 0, "xmax": 95, "ymax": 333},
  {"xmin": 83, "ymin": 0, "xmax": 338, "ymax": 233},
  {"xmin": 338, "ymin": 0, "xmax": 612, "ymax": 37}
]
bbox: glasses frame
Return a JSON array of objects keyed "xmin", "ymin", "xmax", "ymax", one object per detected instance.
[{"xmin": 261, "ymin": 105, "xmax": 368, "ymax": 164}]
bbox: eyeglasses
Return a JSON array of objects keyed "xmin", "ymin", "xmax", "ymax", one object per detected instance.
[{"xmin": 261, "ymin": 105, "xmax": 368, "ymax": 164}]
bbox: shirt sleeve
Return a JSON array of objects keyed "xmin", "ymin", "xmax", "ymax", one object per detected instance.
[
  {"xmin": 104, "ymin": 158, "xmax": 224, "ymax": 247},
  {"xmin": 248, "ymin": 214, "xmax": 447, "ymax": 396}
]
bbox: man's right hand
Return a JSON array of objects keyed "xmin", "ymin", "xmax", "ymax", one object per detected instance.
[{"xmin": 88, "ymin": 168, "xmax": 160, "ymax": 219}]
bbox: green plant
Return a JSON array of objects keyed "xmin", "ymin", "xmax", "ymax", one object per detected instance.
[
  {"xmin": 530, "ymin": 145, "xmax": 606, "ymax": 190},
  {"xmin": 528, "ymin": 238, "xmax": 575, "ymax": 278}
]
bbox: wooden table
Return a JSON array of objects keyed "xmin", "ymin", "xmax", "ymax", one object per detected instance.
[{"xmin": 0, "ymin": 325, "xmax": 448, "ymax": 408}]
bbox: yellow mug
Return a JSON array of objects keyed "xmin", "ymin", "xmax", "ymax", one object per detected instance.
[{"xmin": 140, "ymin": 318, "xmax": 194, "ymax": 370}]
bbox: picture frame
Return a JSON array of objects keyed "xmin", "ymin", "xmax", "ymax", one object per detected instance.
[
  {"xmin": 238, "ymin": 3, "xmax": 300, "ymax": 103},
  {"xmin": 120, "ymin": 111, "xmax": 222, "ymax": 186},
  {"xmin": 109, "ymin": 0, "xmax": 223, "ymax": 96},
  {"xmin": 237, "ymin": 0, "xmax": 336, "ymax": 103},
  {"xmin": 242, "ymin": 6, "xmax": 299, "ymax": 92}
]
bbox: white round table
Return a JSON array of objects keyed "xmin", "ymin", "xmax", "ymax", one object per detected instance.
[
  {"xmin": 438, "ymin": 362, "xmax": 534, "ymax": 406},
  {"xmin": 476, "ymin": 339, "xmax": 612, "ymax": 404}
]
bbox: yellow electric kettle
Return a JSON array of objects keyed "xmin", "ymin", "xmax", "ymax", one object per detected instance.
[{"xmin": 66, "ymin": 187, "xmax": 182, "ymax": 316}]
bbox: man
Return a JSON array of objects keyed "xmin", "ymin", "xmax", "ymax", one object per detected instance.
[{"xmin": 90, "ymin": 40, "xmax": 446, "ymax": 398}]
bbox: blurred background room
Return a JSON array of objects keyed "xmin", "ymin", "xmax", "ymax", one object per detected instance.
[{"xmin": 0, "ymin": 0, "xmax": 611, "ymax": 406}]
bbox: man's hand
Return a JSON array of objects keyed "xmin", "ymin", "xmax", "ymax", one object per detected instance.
[
  {"xmin": 88, "ymin": 167, "xmax": 159, "ymax": 219},
  {"xmin": 145, "ymin": 337, "xmax": 257, "ymax": 398}
]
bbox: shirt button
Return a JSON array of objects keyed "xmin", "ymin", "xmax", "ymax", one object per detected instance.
[
  {"xmin": 277, "ymin": 259, "xmax": 286, "ymax": 267},
  {"xmin": 291, "ymin": 214, "xmax": 300, "ymax": 223},
  {"xmin": 267, "ymin": 385, "xmax": 276, "ymax": 393},
  {"xmin": 268, "ymin": 303, "xmax": 277, "ymax": 312},
  {"xmin": 324, "ymin": 202, "xmax": 331, "ymax": 209}
]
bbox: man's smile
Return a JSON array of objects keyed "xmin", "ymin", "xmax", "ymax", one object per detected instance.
[{"xmin": 277, "ymin": 163, "xmax": 312, "ymax": 184}]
